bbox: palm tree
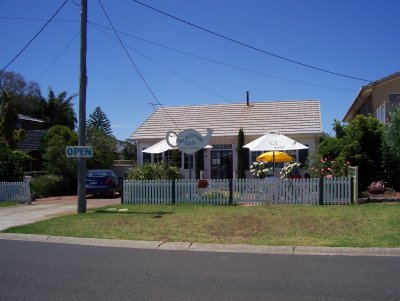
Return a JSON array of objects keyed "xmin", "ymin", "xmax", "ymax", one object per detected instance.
[{"xmin": 41, "ymin": 88, "xmax": 77, "ymax": 130}]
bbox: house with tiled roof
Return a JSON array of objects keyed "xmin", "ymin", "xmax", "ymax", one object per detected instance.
[
  {"xmin": 343, "ymin": 72, "xmax": 400, "ymax": 124},
  {"xmin": 16, "ymin": 114, "xmax": 46, "ymax": 171},
  {"xmin": 130, "ymin": 99, "xmax": 323, "ymax": 179}
]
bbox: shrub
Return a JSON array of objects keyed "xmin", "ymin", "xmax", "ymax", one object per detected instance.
[
  {"xmin": 280, "ymin": 162, "xmax": 301, "ymax": 179},
  {"xmin": 249, "ymin": 161, "xmax": 269, "ymax": 178},
  {"xmin": 127, "ymin": 162, "xmax": 182, "ymax": 180},
  {"xmin": 309, "ymin": 158, "xmax": 350, "ymax": 178},
  {"xmin": 30, "ymin": 175, "xmax": 64, "ymax": 198},
  {"xmin": 0, "ymin": 140, "xmax": 30, "ymax": 181}
]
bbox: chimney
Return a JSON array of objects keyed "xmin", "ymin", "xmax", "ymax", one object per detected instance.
[{"xmin": 246, "ymin": 91, "xmax": 249, "ymax": 106}]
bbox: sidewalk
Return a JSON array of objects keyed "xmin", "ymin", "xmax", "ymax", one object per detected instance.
[{"xmin": 0, "ymin": 195, "xmax": 120, "ymax": 231}]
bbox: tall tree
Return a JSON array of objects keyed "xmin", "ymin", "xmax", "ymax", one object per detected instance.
[
  {"xmin": 87, "ymin": 106, "xmax": 112, "ymax": 135},
  {"xmin": 382, "ymin": 106, "xmax": 400, "ymax": 189},
  {"xmin": 41, "ymin": 125, "xmax": 78, "ymax": 193},
  {"xmin": 0, "ymin": 140, "xmax": 30, "ymax": 181},
  {"xmin": 0, "ymin": 91, "xmax": 24, "ymax": 148},
  {"xmin": 86, "ymin": 127, "xmax": 116, "ymax": 169},
  {"xmin": 0, "ymin": 71, "xmax": 43, "ymax": 118},
  {"xmin": 41, "ymin": 88, "xmax": 77, "ymax": 130},
  {"xmin": 237, "ymin": 128, "xmax": 246, "ymax": 178}
]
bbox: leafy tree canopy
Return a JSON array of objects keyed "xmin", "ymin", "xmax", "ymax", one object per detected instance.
[
  {"xmin": 122, "ymin": 140, "xmax": 137, "ymax": 161},
  {"xmin": 313, "ymin": 115, "xmax": 383, "ymax": 190},
  {"xmin": 86, "ymin": 127, "xmax": 116, "ymax": 169},
  {"xmin": 41, "ymin": 88, "xmax": 77, "ymax": 130},
  {"xmin": 0, "ymin": 90, "xmax": 25, "ymax": 148},
  {"xmin": 87, "ymin": 106, "xmax": 112, "ymax": 135},
  {"xmin": 41, "ymin": 125, "xmax": 78, "ymax": 178},
  {"xmin": 382, "ymin": 106, "xmax": 400, "ymax": 189},
  {"xmin": 0, "ymin": 71, "xmax": 42, "ymax": 117},
  {"xmin": 0, "ymin": 140, "xmax": 30, "ymax": 181}
]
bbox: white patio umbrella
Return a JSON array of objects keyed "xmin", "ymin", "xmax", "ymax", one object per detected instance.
[
  {"xmin": 243, "ymin": 131, "xmax": 308, "ymax": 151},
  {"xmin": 243, "ymin": 131, "xmax": 308, "ymax": 173}
]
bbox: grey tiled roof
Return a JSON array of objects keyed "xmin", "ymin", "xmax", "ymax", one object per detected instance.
[{"xmin": 131, "ymin": 100, "xmax": 322, "ymax": 140}]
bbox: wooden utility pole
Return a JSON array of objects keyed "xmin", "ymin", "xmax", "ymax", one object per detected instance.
[{"xmin": 77, "ymin": 0, "xmax": 87, "ymax": 213}]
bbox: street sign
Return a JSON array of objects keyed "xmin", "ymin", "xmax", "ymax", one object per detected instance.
[{"xmin": 65, "ymin": 146, "xmax": 93, "ymax": 158}]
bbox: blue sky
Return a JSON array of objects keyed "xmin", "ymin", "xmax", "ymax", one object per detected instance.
[{"xmin": 1, "ymin": 0, "xmax": 399, "ymax": 140}]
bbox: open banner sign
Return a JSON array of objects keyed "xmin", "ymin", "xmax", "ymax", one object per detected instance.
[{"xmin": 65, "ymin": 146, "xmax": 93, "ymax": 158}]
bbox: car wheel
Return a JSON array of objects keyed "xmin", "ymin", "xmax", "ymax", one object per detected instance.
[{"xmin": 110, "ymin": 189, "xmax": 115, "ymax": 198}]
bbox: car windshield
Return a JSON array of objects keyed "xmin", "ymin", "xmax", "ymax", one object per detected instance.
[{"xmin": 87, "ymin": 171, "xmax": 108, "ymax": 177}]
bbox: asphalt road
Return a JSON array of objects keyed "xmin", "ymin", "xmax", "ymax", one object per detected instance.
[{"xmin": 1, "ymin": 239, "xmax": 399, "ymax": 301}]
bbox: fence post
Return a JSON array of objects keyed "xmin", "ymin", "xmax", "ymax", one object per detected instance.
[
  {"xmin": 120, "ymin": 179, "xmax": 124, "ymax": 204},
  {"xmin": 171, "ymin": 179, "xmax": 176, "ymax": 204},
  {"xmin": 318, "ymin": 177, "xmax": 324, "ymax": 205},
  {"xmin": 229, "ymin": 179, "xmax": 233, "ymax": 205}
]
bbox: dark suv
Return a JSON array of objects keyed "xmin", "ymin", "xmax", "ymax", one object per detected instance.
[{"xmin": 85, "ymin": 170, "xmax": 120, "ymax": 197}]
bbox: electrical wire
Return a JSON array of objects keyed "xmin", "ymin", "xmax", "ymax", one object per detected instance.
[
  {"xmin": 1, "ymin": 16, "xmax": 357, "ymax": 91},
  {"xmin": 0, "ymin": 0, "xmax": 69, "ymax": 75},
  {"xmin": 97, "ymin": 0, "xmax": 181, "ymax": 130},
  {"xmin": 90, "ymin": 22, "xmax": 231, "ymax": 101},
  {"xmin": 37, "ymin": 31, "xmax": 79, "ymax": 81},
  {"xmin": 131, "ymin": 0, "xmax": 373, "ymax": 83},
  {"xmin": 90, "ymin": 21, "xmax": 356, "ymax": 92},
  {"xmin": 0, "ymin": 16, "xmax": 78, "ymax": 23}
]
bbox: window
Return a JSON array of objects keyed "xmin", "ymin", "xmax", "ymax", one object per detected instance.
[
  {"xmin": 376, "ymin": 103, "xmax": 386, "ymax": 123},
  {"xmin": 298, "ymin": 147, "xmax": 309, "ymax": 165},
  {"xmin": 153, "ymin": 153, "xmax": 163, "ymax": 163},
  {"xmin": 165, "ymin": 149, "xmax": 181, "ymax": 167},
  {"xmin": 389, "ymin": 94, "xmax": 400, "ymax": 109},
  {"xmin": 212, "ymin": 144, "xmax": 232, "ymax": 150},
  {"xmin": 142, "ymin": 150, "xmax": 151, "ymax": 164},
  {"xmin": 184, "ymin": 153, "xmax": 194, "ymax": 170}
]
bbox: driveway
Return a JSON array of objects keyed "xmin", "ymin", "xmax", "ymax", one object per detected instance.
[{"xmin": 0, "ymin": 195, "xmax": 121, "ymax": 231}]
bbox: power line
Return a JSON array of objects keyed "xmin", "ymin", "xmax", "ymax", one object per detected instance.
[
  {"xmin": 97, "ymin": 0, "xmax": 181, "ymax": 130},
  {"xmin": 90, "ymin": 22, "xmax": 231, "ymax": 101},
  {"xmin": 0, "ymin": 16, "xmax": 78, "ymax": 23},
  {"xmin": 131, "ymin": 0, "xmax": 373, "ymax": 83},
  {"xmin": 37, "ymin": 31, "xmax": 79, "ymax": 81},
  {"xmin": 90, "ymin": 21, "xmax": 356, "ymax": 92},
  {"xmin": 0, "ymin": 0, "xmax": 69, "ymax": 75},
  {"xmin": 2, "ymin": 15, "xmax": 358, "ymax": 91}
]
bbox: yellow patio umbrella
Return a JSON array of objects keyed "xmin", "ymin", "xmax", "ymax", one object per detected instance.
[{"xmin": 256, "ymin": 151, "xmax": 293, "ymax": 163}]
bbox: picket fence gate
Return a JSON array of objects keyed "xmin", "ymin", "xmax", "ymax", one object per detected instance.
[
  {"xmin": 0, "ymin": 182, "xmax": 31, "ymax": 203},
  {"xmin": 123, "ymin": 177, "xmax": 353, "ymax": 205}
]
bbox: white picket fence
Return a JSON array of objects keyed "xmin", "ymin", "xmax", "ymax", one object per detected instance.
[
  {"xmin": 322, "ymin": 177, "xmax": 352, "ymax": 205},
  {"xmin": 123, "ymin": 177, "xmax": 353, "ymax": 205},
  {"xmin": 233, "ymin": 178, "xmax": 320, "ymax": 205},
  {"xmin": 175, "ymin": 179, "xmax": 230, "ymax": 205},
  {"xmin": 123, "ymin": 180, "xmax": 172, "ymax": 204},
  {"xmin": 0, "ymin": 182, "xmax": 31, "ymax": 203}
]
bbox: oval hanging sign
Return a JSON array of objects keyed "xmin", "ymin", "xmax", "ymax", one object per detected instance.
[{"xmin": 166, "ymin": 128, "xmax": 213, "ymax": 154}]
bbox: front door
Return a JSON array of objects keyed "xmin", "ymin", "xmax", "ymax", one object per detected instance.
[{"xmin": 211, "ymin": 150, "xmax": 233, "ymax": 179}]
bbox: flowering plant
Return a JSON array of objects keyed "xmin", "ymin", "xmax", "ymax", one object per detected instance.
[
  {"xmin": 280, "ymin": 162, "xmax": 301, "ymax": 179},
  {"xmin": 310, "ymin": 158, "xmax": 350, "ymax": 178},
  {"xmin": 250, "ymin": 161, "xmax": 270, "ymax": 178}
]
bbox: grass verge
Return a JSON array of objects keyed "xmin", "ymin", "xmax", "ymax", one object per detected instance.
[
  {"xmin": 3, "ymin": 203, "xmax": 400, "ymax": 247},
  {"xmin": 0, "ymin": 201, "xmax": 19, "ymax": 207}
]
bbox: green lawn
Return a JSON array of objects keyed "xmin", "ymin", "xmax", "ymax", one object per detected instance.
[
  {"xmin": 3, "ymin": 203, "xmax": 400, "ymax": 247},
  {"xmin": 0, "ymin": 201, "xmax": 18, "ymax": 207}
]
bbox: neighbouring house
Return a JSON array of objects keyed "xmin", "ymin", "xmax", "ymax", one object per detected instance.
[
  {"xmin": 16, "ymin": 114, "xmax": 46, "ymax": 171},
  {"xmin": 343, "ymin": 71, "xmax": 400, "ymax": 124},
  {"xmin": 130, "ymin": 100, "xmax": 323, "ymax": 179}
]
